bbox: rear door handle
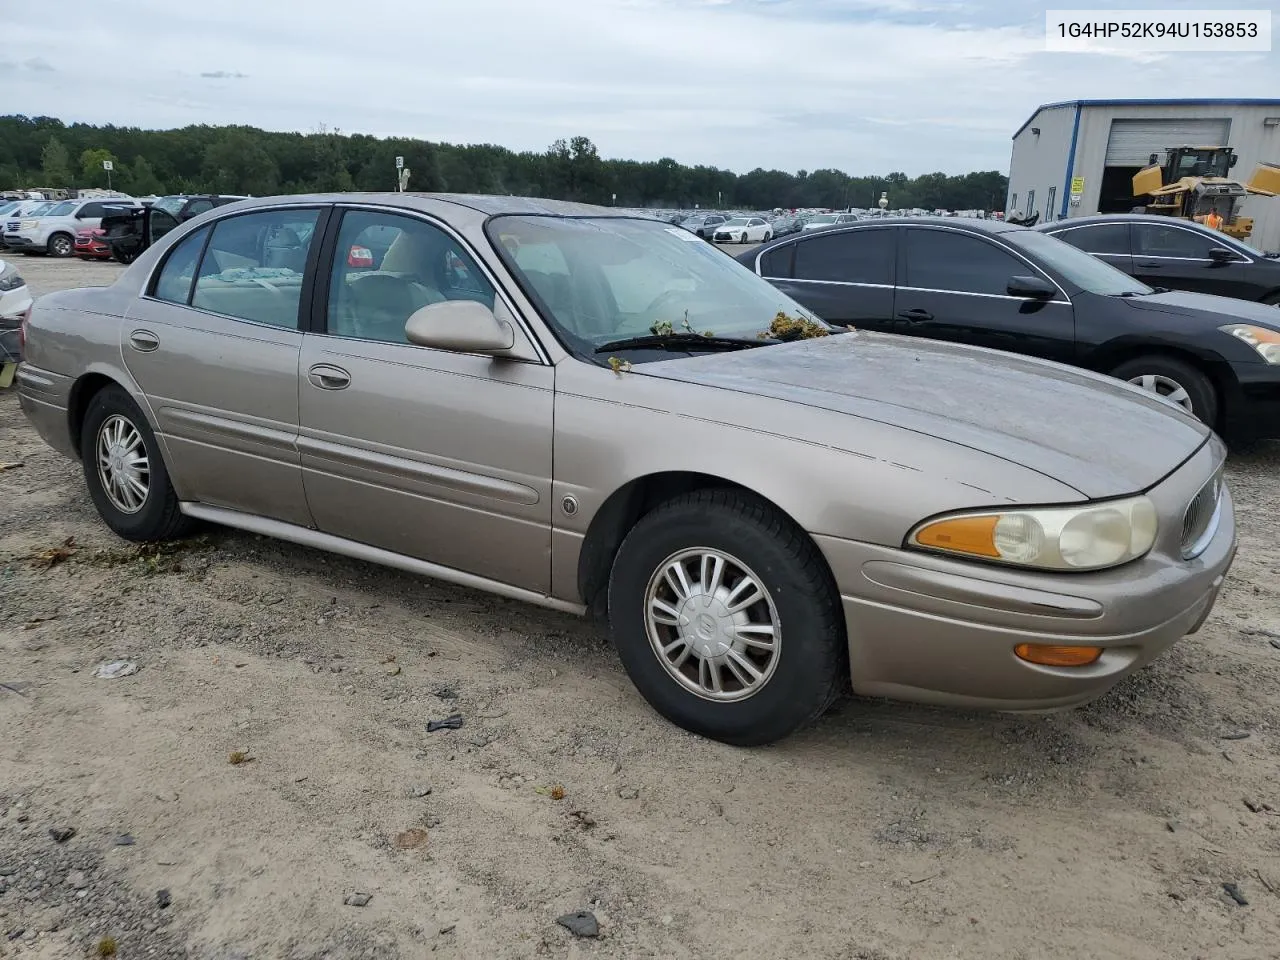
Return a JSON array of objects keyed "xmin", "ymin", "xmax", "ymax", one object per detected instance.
[
  {"xmin": 897, "ymin": 309, "xmax": 933, "ymax": 323},
  {"xmin": 128, "ymin": 330, "xmax": 159, "ymax": 352},
  {"xmin": 307, "ymin": 363, "xmax": 351, "ymax": 390}
]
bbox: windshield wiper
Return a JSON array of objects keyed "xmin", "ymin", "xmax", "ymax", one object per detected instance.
[{"xmin": 593, "ymin": 333, "xmax": 771, "ymax": 354}]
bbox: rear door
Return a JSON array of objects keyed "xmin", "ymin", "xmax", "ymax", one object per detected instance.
[
  {"xmin": 123, "ymin": 205, "xmax": 328, "ymax": 526},
  {"xmin": 1047, "ymin": 222, "xmax": 1133, "ymax": 276},
  {"xmin": 894, "ymin": 225, "xmax": 1076, "ymax": 364},
  {"xmin": 1131, "ymin": 221, "xmax": 1258, "ymax": 299},
  {"xmin": 758, "ymin": 226, "xmax": 896, "ymax": 331}
]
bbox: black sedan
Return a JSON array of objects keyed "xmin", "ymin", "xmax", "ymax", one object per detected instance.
[
  {"xmin": 738, "ymin": 217, "xmax": 1280, "ymax": 443},
  {"xmin": 1035, "ymin": 214, "xmax": 1280, "ymax": 305}
]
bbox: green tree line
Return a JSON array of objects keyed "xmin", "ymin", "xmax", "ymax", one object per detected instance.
[{"xmin": 0, "ymin": 115, "xmax": 1008, "ymax": 212}]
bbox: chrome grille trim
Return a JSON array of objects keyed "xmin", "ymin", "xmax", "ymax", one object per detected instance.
[{"xmin": 1181, "ymin": 467, "xmax": 1224, "ymax": 560}]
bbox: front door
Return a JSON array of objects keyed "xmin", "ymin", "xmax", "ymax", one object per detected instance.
[
  {"xmin": 1131, "ymin": 221, "xmax": 1254, "ymax": 298},
  {"xmin": 761, "ymin": 226, "xmax": 897, "ymax": 332},
  {"xmin": 123, "ymin": 206, "xmax": 327, "ymax": 526},
  {"xmin": 297, "ymin": 207, "xmax": 555, "ymax": 593},
  {"xmin": 894, "ymin": 226, "xmax": 1076, "ymax": 365}
]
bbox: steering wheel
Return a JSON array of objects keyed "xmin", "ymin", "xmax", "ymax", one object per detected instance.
[{"xmin": 642, "ymin": 288, "xmax": 693, "ymax": 323}]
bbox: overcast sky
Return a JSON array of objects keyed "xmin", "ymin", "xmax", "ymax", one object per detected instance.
[{"xmin": 2, "ymin": 0, "xmax": 1273, "ymax": 176}]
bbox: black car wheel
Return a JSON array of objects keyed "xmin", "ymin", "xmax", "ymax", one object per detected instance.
[
  {"xmin": 1110, "ymin": 355, "xmax": 1218, "ymax": 426},
  {"xmin": 114, "ymin": 247, "xmax": 139, "ymax": 265},
  {"xmin": 47, "ymin": 233, "xmax": 74, "ymax": 258},
  {"xmin": 607, "ymin": 488, "xmax": 846, "ymax": 746},
  {"xmin": 80, "ymin": 384, "xmax": 195, "ymax": 542}
]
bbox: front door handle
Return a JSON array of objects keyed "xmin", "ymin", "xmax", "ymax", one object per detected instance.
[
  {"xmin": 1137, "ymin": 261, "xmax": 1163, "ymax": 268},
  {"xmin": 307, "ymin": 364, "xmax": 351, "ymax": 390},
  {"xmin": 897, "ymin": 308, "xmax": 933, "ymax": 323},
  {"xmin": 128, "ymin": 330, "xmax": 159, "ymax": 352}
]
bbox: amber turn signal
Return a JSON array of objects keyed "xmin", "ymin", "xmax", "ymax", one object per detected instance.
[
  {"xmin": 912, "ymin": 515, "xmax": 1001, "ymax": 558},
  {"xmin": 1013, "ymin": 643, "xmax": 1103, "ymax": 667}
]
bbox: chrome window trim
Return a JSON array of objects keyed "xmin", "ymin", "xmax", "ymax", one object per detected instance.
[
  {"xmin": 770, "ymin": 277, "xmax": 894, "ymax": 290},
  {"xmin": 896, "ymin": 284, "xmax": 1072, "ymax": 305}
]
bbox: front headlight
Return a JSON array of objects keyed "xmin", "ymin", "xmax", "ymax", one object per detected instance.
[
  {"xmin": 19, "ymin": 219, "xmax": 38, "ymax": 231},
  {"xmin": 0, "ymin": 270, "xmax": 23, "ymax": 292},
  {"xmin": 1220, "ymin": 323, "xmax": 1280, "ymax": 363},
  {"xmin": 907, "ymin": 496, "xmax": 1159, "ymax": 572}
]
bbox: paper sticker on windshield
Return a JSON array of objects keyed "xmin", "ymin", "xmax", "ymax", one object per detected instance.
[{"xmin": 665, "ymin": 227, "xmax": 703, "ymax": 241}]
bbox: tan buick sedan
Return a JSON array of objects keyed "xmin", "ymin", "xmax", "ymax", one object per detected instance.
[{"xmin": 16, "ymin": 193, "xmax": 1236, "ymax": 745}]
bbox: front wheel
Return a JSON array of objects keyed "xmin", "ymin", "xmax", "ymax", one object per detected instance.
[
  {"xmin": 47, "ymin": 233, "xmax": 74, "ymax": 258},
  {"xmin": 607, "ymin": 489, "xmax": 846, "ymax": 746},
  {"xmin": 80, "ymin": 384, "xmax": 195, "ymax": 542},
  {"xmin": 1110, "ymin": 355, "xmax": 1218, "ymax": 426}
]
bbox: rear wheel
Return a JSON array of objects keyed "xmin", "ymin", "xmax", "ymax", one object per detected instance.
[
  {"xmin": 47, "ymin": 233, "xmax": 74, "ymax": 258},
  {"xmin": 80, "ymin": 384, "xmax": 195, "ymax": 542},
  {"xmin": 607, "ymin": 489, "xmax": 846, "ymax": 746},
  {"xmin": 114, "ymin": 247, "xmax": 138, "ymax": 265},
  {"xmin": 1110, "ymin": 355, "xmax": 1218, "ymax": 426}
]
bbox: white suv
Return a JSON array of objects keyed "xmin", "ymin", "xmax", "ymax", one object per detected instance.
[{"xmin": 3, "ymin": 196, "xmax": 139, "ymax": 258}]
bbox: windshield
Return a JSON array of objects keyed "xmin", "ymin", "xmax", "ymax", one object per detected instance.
[
  {"xmin": 489, "ymin": 216, "xmax": 820, "ymax": 360},
  {"xmin": 809, "ymin": 214, "xmax": 837, "ymax": 224},
  {"xmin": 153, "ymin": 197, "xmax": 186, "ymax": 217},
  {"xmin": 722, "ymin": 218, "xmax": 749, "ymax": 226},
  {"xmin": 1006, "ymin": 230, "xmax": 1153, "ymax": 296}
]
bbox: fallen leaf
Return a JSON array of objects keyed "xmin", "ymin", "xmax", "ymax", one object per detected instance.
[
  {"xmin": 0, "ymin": 461, "xmax": 24, "ymax": 472},
  {"xmin": 394, "ymin": 827, "xmax": 429, "ymax": 850}
]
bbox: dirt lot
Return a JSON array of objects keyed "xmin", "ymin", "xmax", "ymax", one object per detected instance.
[{"xmin": 3, "ymin": 256, "xmax": 1280, "ymax": 960}]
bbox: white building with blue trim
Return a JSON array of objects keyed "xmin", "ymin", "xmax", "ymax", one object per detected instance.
[{"xmin": 1007, "ymin": 98, "xmax": 1280, "ymax": 249}]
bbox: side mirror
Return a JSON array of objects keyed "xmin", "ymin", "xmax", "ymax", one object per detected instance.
[
  {"xmin": 1007, "ymin": 275, "xmax": 1056, "ymax": 299},
  {"xmin": 1208, "ymin": 246, "xmax": 1238, "ymax": 264},
  {"xmin": 1230, "ymin": 154, "xmax": 1239, "ymax": 168},
  {"xmin": 404, "ymin": 300, "xmax": 515, "ymax": 354}
]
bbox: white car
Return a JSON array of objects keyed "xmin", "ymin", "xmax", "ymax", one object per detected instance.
[
  {"xmin": 3, "ymin": 196, "xmax": 139, "ymax": 258},
  {"xmin": 801, "ymin": 212, "xmax": 861, "ymax": 232},
  {"xmin": 0, "ymin": 257, "xmax": 31, "ymax": 322},
  {"xmin": 711, "ymin": 217, "xmax": 772, "ymax": 244}
]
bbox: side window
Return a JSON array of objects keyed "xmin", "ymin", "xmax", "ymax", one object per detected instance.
[
  {"xmin": 327, "ymin": 210, "xmax": 496, "ymax": 344},
  {"xmin": 1055, "ymin": 224, "xmax": 1129, "ymax": 255},
  {"xmin": 185, "ymin": 200, "xmax": 214, "ymax": 217},
  {"xmin": 758, "ymin": 243, "xmax": 793, "ymax": 278},
  {"xmin": 794, "ymin": 230, "xmax": 893, "ymax": 285},
  {"xmin": 151, "ymin": 226, "xmax": 210, "ymax": 304},
  {"xmin": 191, "ymin": 208, "xmax": 320, "ymax": 328},
  {"xmin": 77, "ymin": 202, "xmax": 105, "ymax": 219},
  {"xmin": 1025, "ymin": 190, "xmax": 1036, "ymax": 219},
  {"xmin": 904, "ymin": 229, "xmax": 1027, "ymax": 296},
  {"xmin": 1134, "ymin": 224, "xmax": 1215, "ymax": 259},
  {"xmin": 1045, "ymin": 187, "xmax": 1056, "ymax": 222}
]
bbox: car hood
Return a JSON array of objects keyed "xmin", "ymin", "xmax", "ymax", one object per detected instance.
[
  {"xmin": 641, "ymin": 331, "xmax": 1208, "ymax": 499},
  {"xmin": 1122, "ymin": 289, "xmax": 1280, "ymax": 328}
]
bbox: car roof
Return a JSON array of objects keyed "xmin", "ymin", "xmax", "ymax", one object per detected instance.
[
  {"xmin": 194, "ymin": 191, "xmax": 627, "ymax": 220},
  {"xmin": 785, "ymin": 216, "xmax": 1018, "ymax": 234},
  {"xmin": 1034, "ymin": 214, "xmax": 1216, "ymax": 230}
]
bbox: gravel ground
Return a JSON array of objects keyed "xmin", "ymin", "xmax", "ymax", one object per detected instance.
[{"xmin": 2, "ymin": 256, "xmax": 1280, "ymax": 959}]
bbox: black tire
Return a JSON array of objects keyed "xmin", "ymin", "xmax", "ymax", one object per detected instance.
[
  {"xmin": 1110, "ymin": 355, "xmax": 1218, "ymax": 427},
  {"xmin": 47, "ymin": 233, "xmax": 74, "ymax": 258},
  {"xmin": 114, "ymin": 247, "xmax": 139, "ymax": 265},
  {"xmin": 80, "ymin": 384, "xmax": 195, "ymax": 542},
  {"xmin": 1261, "ymin": 292, "xmax": 1280, "ymax": 307},
  {"xmin": 607, "ymin": 489, "xmax": 846, "ymax": 746}
]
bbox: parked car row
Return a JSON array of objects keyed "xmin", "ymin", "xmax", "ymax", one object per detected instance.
[
  {"xmin": 737, "ymin": 218, "xmax": 1280, "ymax": 444},
  {"xmin": 13, "ymin": 191, "xmax": 1237, "ymax": 748},
  {"xmin": 2, "ymin": 195, "xmax": 141, "ymax": 257}
]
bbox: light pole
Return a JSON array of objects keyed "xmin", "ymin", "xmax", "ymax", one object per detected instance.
[{"xmin": 395, "ymin": 156, "xmax": 404, "ymax": 192}]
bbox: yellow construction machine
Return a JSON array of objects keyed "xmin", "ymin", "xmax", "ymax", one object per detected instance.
[{"xmin": 1132, "ymin": 146, "xmax": 1280, "ymax": 242}]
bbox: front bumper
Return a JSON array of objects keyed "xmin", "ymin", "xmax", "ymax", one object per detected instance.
[
  {"xmin": 2, "ymin": 235, "xmax": 35, "ymax": 251},
  {"xmin": 1220, "ymin": 359, "xmax": 1280, "ymax": 442},
  {"xmin": 815, "ymin": 440, "xmax": 1236, "ymax": 712}
]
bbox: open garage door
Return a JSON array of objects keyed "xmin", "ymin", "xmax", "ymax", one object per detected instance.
[{"xmin": 1105, "ymin": 118, "xmax": 1232, "ymax": 166}]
